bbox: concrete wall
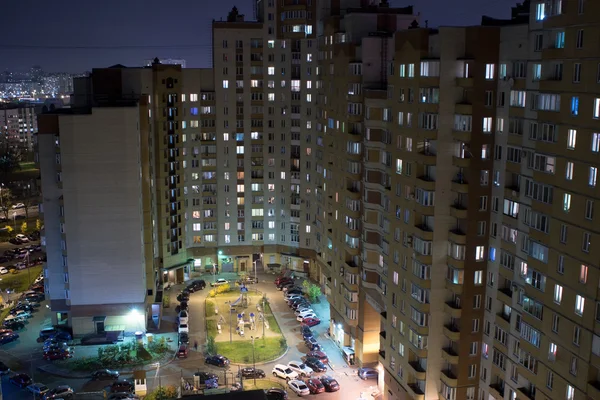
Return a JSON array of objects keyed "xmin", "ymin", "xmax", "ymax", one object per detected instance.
[{"xmin": 59, "ymin": 107, "xmax": 147, "ymax": 306}]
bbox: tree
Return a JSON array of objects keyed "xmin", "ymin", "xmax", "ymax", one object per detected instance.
[
  {"xmin": 206, "ymin": 335, "xmax": 218, "ymax": 355},
  {"xmin": 5, "ymin": 225, "xmax": 13, "ymax": 235},
  {"xmin": 0, "ymin": 188, "xmax": 13, "ymax": 221},
  {"xmin": 21, "ymin": 187, "xmax": 37, "ymax": 220},
  {"xmin": 20, "ymin": 222, "xmax": 28, "ymax": 234},
  {"xmin": 303, "ymin": 280, "xmax": 322, "ymax": 303},
  {"xmin": 0, "ymin": 147, "xmax": 21, "ymax": 179}
]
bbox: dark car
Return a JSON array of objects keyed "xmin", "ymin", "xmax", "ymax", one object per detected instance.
[
  {"xmin": 300, "ymin": 324, "xmax": 312, "ymax": 335},
  {"xmin": 176, "ymin": 293, "xmax": 190, "ymax": 302},
  {"xmin": 0, "ymin": 361, "xmax": 10, "ymax": 375},
  {"xmin": 91, "ymin": 369, "xmax": 119, "ymax": 380},
  {"xmin": 179, "ymin": 332, "xmax": 190, "ymax": 345},
  {"xmin": 304, "ymin": 336, "xmax": 319, "ymax": 348},
  {"xmin": 358, "ymin": 367, "xmax": 379, "ymax": 380},
  {"xmin": 10, "ymin": 304, "xmax": 34, "ymax": 314},
  {"xmin": 319, "ymin": 376, "xmax": 340, "ymax": 392},
  {"xmin": 39, "ymin": 327, "xmax": 57, "ymax": 341},
  {"xmin": 0, "ymin": 332, "xmax": 19, "ymax": 344},
  {"xmin": 305, "ymin": 377, "xmax": 325, "ymax": 394},
  {"xmin": 43, "ymin": 348, "xmax": 73, "ymax": 360},
  {"xmin": 177, "ymin": 301, "xmax": 189, "ymax": 312},
  {"xmin": 265, "ymin": 387, "xmax": 289, "ymax": 400},
  {"xmin": 110, "ymin": 380, "xmax": 134, "ymax": 393},
  {"xmin": 52, "ymin": 331, "xmax": 72, "ymax": 341},
  {"xmin": 43, "ymin": 385, "xmax": 75, "ymax": 399},
  {"xmin": 177, "ymin": 344, "xmax": 188, "ymax": 358},
  {"xmin": 189, "ymin": 279, "xmax": 206, "ymax": 290},
  {"xmin": 238, "ymin": 367, "xmax": 266, "ymax": 379},
  {"xmin": 205, "ymin": 354, "xmax": 230, "ymax": 367},
  {"xmin": 306, "ymin": 351, "xmax": 328, "ymax": 364},
  {"xmin": 3, "ymin": 320, "xmax": 25, "ymax": 330},
  {"xmin": 274, "ymin": 276, "xmax": 293, "ymax": 285},
  {"xmin": 10, "ymin": 373, "xmax": 32, "ymax": 388},
  {"xmin": 305, "ymin": 357, "xmax": 327, "ymax": 372},
  {"xmin": 194, "ymin": 371, "xmax": 218, "ymax": 384},
  {"xmin": 25, "ymin": 293, "xmax": 44, "ymax": 302}
]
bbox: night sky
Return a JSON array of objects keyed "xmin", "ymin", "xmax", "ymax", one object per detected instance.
[{"xmin": 2, "ymin": 0, "xmax": 518, "ymax": 73}]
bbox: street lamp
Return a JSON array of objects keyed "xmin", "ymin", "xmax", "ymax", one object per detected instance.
[{"xmin": 250, "ymin": 336, "xmax": 256, "ymax": 385}]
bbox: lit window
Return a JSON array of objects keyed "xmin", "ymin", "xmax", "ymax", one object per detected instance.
[
  {"xmin": 222, "ymin": 80, "xmax": 229, "ymax": 89},
  {"xmin": 268, "ymin": 67, "xmax": 275, "ymax": 75},
  {"xmin": 553, "ymin": 284, "xmax": 563, "ymax": 304},
  {"xmin": 594, "ymin": 98, "xmax": 600, "ymax": 118},
  {"xmin": 567, "ymin": 129, "xmax": 577, "ymax": 149},
  {"xmin": 535, "ymin": 3, "xmax": 545, "ymax": 20},
  {"xmin": 475, "ymin": 246, "xmax": 485, "ymax": 261},
  {"xmin": 485, "ymin": 64, "xmax": 495, "ymax": 80},
  {"xmin": 571, "ymin": 96, "xmax": 579, "ymax": 116},
  {"xmin": 565, "ymin": 162, "xmax": 573, "ymax": 180},
  {"xmin": 575, "ymin": 295, "xmax": 585, "ymax": 316},
  {"xmin": 589, "ymin": 166, "xmax": 597, "ymax": 187}
]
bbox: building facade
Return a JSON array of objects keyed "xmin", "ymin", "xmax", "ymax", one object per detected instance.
[{"xmin": 0, "ymin": 103, "xmax": 38, "ymax": 152}]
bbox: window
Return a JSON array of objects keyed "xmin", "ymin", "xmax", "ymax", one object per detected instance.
[
  {"xmin": 554, "ymin": 284, "xmax": 563, "ymax": 304},
  {"xmin": 583, "ymin": 232, "xmax": 591, "ymax": 253},
  {"xmin": 485, "ymin": 64, "xmax": 495, "ymax": 80},
  {"xmin": 555, "ymin": 31, "xmax": 565, "ymax": 48},
  {"xmin": 576, "ymin": 29, "xmax": 584, "ymax": 49},
  {"xmin": 592, "ymin": 133, "xmax": 600, "ymax": 152},
  {"xmin": 585, "ymin": 199, "xmax": 594, "ymax": 220},
  {"xmin": 567, "ymin": 129, "xmax": 577, "ymax": 149},
  {"xmin": 573, "ymin": 63, "xmax": 582, "ymax": 83},
  {"xmin": 564, "ymin": 193, "xmax": 572, "ymax": 212},
  {"xmin": 589, "ymin": 166, "xmax": 597, "ymax": 186},
  {"xmin": 536, "ymin": 2, "xmax": 546, "ymax": 20},
  {"xmin": 571, "ymin": 96, "xmax": 579, "ymax": 116},
  {"xmin": 565, "ymin": 162, "xmax": 574, "ymax": 180},
  {"xmin": 475, "ymin": 246, "xmax": 485, "ymax": 261},
  {"xmin": 575, "ymin": 295, "xmax": 585, "ymax": 316},
  {"xmin": 510, "ymin": 90, "xmax": 527, "ymax": 107}
]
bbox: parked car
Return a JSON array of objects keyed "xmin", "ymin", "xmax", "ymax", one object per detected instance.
[
  {"xmin": 178, "ymin": 310, "xmax": 189, "ymax": 325},
  {"xmin": 304, "ymin": 337, "xmax": 320, "ymax": 350},
  {"xmin": 15, "ymin": 234, "xmax": 29, "ymax": 243},
  {"xmin": 43, "ymin": 348, "xmax": 73, "ymax": 361},
  {"xmin": 110, "ymin": 380, "xmax": 134, "ymax": 393},
  {"xmin": 27, "ymin": 383, "xmax": 49, "ymax": 397},
  {"xmin": 306, "ymin": 351, "xmax": 328, "ymax": 364},
  {"xmin": 10, "ymin": 373, "xmax": 32, "ymax": 387},
  {"xmin": 12, "ymin": 203, "xmax": 25, "ymax": 209},
  {"xmin": 319, "ymin": 375, "xmax": 340, "ymax": 392},
  {"xmin": 211, "ymin": 278, "xmax": 229, "ymax": 287},
  {"xmin": 25, "ymin": 293, "xmax": 44, "ymax": 302},
  {"xmin": 237, "ymin": 276, "xmax": 258, "ymax": 285},
  {"xmin": 287, "ymin": 361, "xmax": 313, "ymax": 377},
  {"xmin": 305, "ymin": 357, "xmax": 327, "ymax": 372},
  {"xmin": 358, "ymin": 367, "xmax": 379, "ymax": 380},
  {"xmin": 178, "ymin": 323, "xmax": 189, "ymax": 334},
  {"xmin": 305, "ymin": 377, "xmax": 325, "ymax": 394},
  {"xmin": 176, "ymin": 293, "xmax": 189, "ymax": 302},
  {"xmin": 177, "ymin": 344, "xmax": 188, "ymax": 358},
  {"xmin": 0, "ymin": 332, "xmax": 19, "ymax": 344},
  {"xmin": 186, "ymin": 279, "xmax": 206, "ymax": 292},
  {"xmin": 274, "ymin": 276, "xmax": 293, "ymax": 286},
  {"xmin": 0, "ymin": 361, "xmax": 10, "ymax": 375},
  {"xmin": 238, "ymin": 367, "xmax": 266, "ymax": 379},
  {"xmin": 43, "ymin": 385, "xmax": 75, "ymax": 399},
  {"xmin": 194, "ymin": 371, "xmax": 218, "ymax": 384},
  {"xmin": 177, "ymin": 301, "xmax": 188, "ymax": 312},
  {"xmin": 272, "ymin": 364, "xmax": 298, "ymax": 381},
  {"xmin": 91, "ymin": 369, "xmax": 120, "ymax": 380},
  {"xmin": 205, "ymin": 354, "xmax": 230, "ymax": 367},
  {"xmin": 297, "ymin": 313, "xmax": 317, "ymax": 322},
  {"xmin": 51, "ymin": 331, "xmax": 72, "ymax": 341},
  {"xmin": 295, "ymin": 308, "xmax": 314, "ymax": 317},
  {"xmin": 284, "ymin": 293, "xmax": 303, "ymax": 302},
  {"xmin": 301, "ymin": 317, "xmax": 321, "ymax": 327},
  {"xmin": 43, "ymin": 341, "xmax": 68, "ymax": 352},
  {"xmin": 3, "ymin": 320, "xmax": 25, "ymax": 330},
  {"xmin": 277, "ymin": 283, "xmax": 294, "ymax": 291},
  {"xmin": 0, "ymin": 267, "xmax": 7, "ymax": 275},
  {"xmin": 39, "ymin": 328, "xmax": 56, "ymax": 339},
  {"xmin": 108, "ymin": 393, "xmax": 139, "ymax": 399},
  {"xmin": 265, "ymin": 387, "xmax": 289, "ymax": 400},
  {"xmin": 301, "ymin": 329, "xmax": 313, "ymax": 341},
  {"xmin": 179, "ymin": 332, "xmax": 189, "ymax": 345},
  {"xmin": 287, "ymin": 379, "xmax": 310, "ymax": 396},
  {"xmin": 11, "ymin": 304, "xmax": 34, "ymax": 314}
]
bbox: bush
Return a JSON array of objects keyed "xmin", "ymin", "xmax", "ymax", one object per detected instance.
[
  {"xmin": 145, "ymin": 385, "xmax": 178, "ymax": 400},
  {"xmin": 279, "ymin": 336, "xmax": 287, "ymax": 350},
  {"xmin": 216, "ymin": 283, "xmax": 231, "ymax": 294},
  {"xmin": 163, "ymin": 294, "xmax": 170, "ymax": 308},
  {"xmin": 148, "ymin": 337, "xmax": 169, "ymax": 354},
  {"xmin": 205, "ymin": 300, "xmax": 215, "ymax": 315}
]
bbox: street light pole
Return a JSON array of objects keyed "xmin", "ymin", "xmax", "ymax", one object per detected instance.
[
  {"xmin": 262, "ymin": 296, "xmax": 266, "ymax": 338},
  {"xmin": 251, "ymin": 336, "xmax": 256, "ymax": 385}
]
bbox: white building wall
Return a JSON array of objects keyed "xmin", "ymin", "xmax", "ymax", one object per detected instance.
[{"xmin": 59, "ymin": 107, "xmax": 147, "ymax": 306}]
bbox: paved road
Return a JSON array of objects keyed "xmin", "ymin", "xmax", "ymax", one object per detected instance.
[{"xmin": 0, "ymin": 272, "xmax": 380, "ymax": 399}]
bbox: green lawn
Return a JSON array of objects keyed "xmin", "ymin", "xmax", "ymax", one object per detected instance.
[
  {"xmin": 0, "ymin": 265, "xmax": 42, "ymax": 293},
  {"xmin": 19, "ymin": 162, "xmax": 37, "ymax": 172},
  {"xmin": 262, "ymin": 301, "xmax": 281, "ymax": 334},
  {"xmin": 205, "ymin": 300, "xmax": 215, "ymax": 315},
  {"xmin": 216, "ymin": 337, "xmax": 286, "ymax": 364},
  {"xmin": 243, "ymin": 379, "xmax": 286, "ymax": 391},
  {"xmin": 0, "ymin": 307, "xmax": 11, "ymax": 323},
  {"xmin": 207, "ymin": 320, "xmax": 217, "ymax": 337}
]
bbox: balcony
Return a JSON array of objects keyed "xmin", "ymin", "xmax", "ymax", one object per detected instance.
[
  {"xmin": 452, "ymin": 155, "xmax": 471, "ymax": 168},
  {"xmin": 452, "ymin": 129, "xmax": 471, "ymax": 143},
  {"xmin": 448, "ymin": 229, "xmax": 466, "ymax": 245},
  {"xmin": 415, "ymin": 175, "xmax": 436, "ymax": 191},
  {"xmin": 445, "ymin": 278, "xmax": 463, "ymax": 295},
  {"xmin": 406, "ymin": 383, "xmax": 425, "ymax": 400},
  {"xmin": 441, "ymin": 347, "xmax": 459, "ymax": 364},
  {"xmin": 380, "ymin": 331, "xmax": 386, "ymax": 339},
  {"xmin": 455, "ymin": 77, "xmax": 473, "ymax": 87},
  {"xmin": 455, "ymin": 101, "xmax": 473, "ymax": 115},
  {"xmin": 489, "ymin": 383, "xmax": 505, "ymax": 399},
  {"xmin": 497, "ymin": 287, "xmax": 513, "ymax": 304},
  {"xmin": 587, "ymin": 381, "xmax": 600, "ymax": 399},
  {"xmin": 517, "ymin": 387, "xmax": 535, "ymax": 400},
  {"xmin": 443, "ymin": 324, "xmax": 460, "ymax": 341},
  {"xmin": 440, "ymin": 369, "xmax": 458, "ymax": 387},
  {"xmin": 414, "ymin": 224, "xmax": 434, "ymax": 241},
  {"xmin": 444, "ymin": 301, "xmax": 462, "ymax": 318},
  {"xmin": 450, "ymin": 203, "xmax": 468, "ymax": 219},
  {"xmin": 451, "ymin": 179, "xmax": 469, "ymax": 194},
  {"xmin": 416, "ymin": 150, "xmax": 436, "ymax": 165},
  {"xmin": 408, "ymin": 361, "xmax": 427, "ymax": 380},
  {"xmin": 497, "ymin": 312, "xmax": 511, "ymax": 324},
  {"xmin": 378, "ymin": 350, "xmax": 385, "ymax": 360}
]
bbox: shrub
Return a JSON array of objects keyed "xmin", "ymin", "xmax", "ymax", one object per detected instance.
[
  {"xmin": 145, "ymin": 385, "xmax": 178, "ymax": 400},
  {"xmin": 206, "ymin": 335, "xmax": 218, "ymax": 355},
  {"xmin": 163, "ymin": 294, "xmax": 170, "ymax": 308},
  {"xmin": 279, "ymin": 336, "xmax": 287, "ymax": 350},
  {"xmin": 216, "ymin": 283, "xmax": 231, "ymax": 294}
]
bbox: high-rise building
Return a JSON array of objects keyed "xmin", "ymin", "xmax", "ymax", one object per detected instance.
[
  {"xmin": 0, "ymin": 102, "xmax": 38, "ymax": 152},
  {"xmin": 36, "ymin": 1, "xmax": 600, "ymax": 399}
]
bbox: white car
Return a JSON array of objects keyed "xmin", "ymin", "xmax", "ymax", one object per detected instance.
[
  {"xmin": 15, "ymin": 234, "xmax": 29, "ymax": 242},
  {"xmin": 272, "ymin": 364, "xmax": 299, "ymax": 381},
  {"xmin": 294, "ymin": 308, "xmax": 314, "ymax": 317},
  {"xmin": 297, "ymin": 313, "xmax": 317, "ymax": 322},
  {"xmin": 12, "ymin": 203, "xmax": 25, "ymax": 209},
  {"xmin": 284, "ymin": 293, "xmax": 303, "ymax": 301},
  {"xmin": 287, "ymin": 361, "xmax": 313, "ymax": 377},
  {"xmin": 178, "ymin": 310, "xmax": 189, "ymax": 325},
  {"xmin": 11, "ymin": 310, "xmax": 32, "ymax": 319},
  {"xmin": 0, "ymin": 267, "xmax": 8, "ymax": 275},
  {"xmin": 27, "ymin": 383, "xmax": 49, "ymax": 396},
  {"xmin": 211, "ymin": 278, "xmax": 229, "ymax": 287},
  {"xmin": 288, "ymin": 379, "xmax": 310, "ymax": 396},
  {"xmin": 178, "ymin": 323, "xmax": 189, "ymax": 334}
]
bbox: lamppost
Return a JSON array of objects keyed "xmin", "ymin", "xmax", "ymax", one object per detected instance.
[
  {"xmin": 250, "ymin": 336, "xmax": 256, "ymax": 385},
  {"xmin": 262, "ymin": 296, "xmax": 266, "ymax": 338}
]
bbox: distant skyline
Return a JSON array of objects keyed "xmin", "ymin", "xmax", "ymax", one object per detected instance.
[{"xmin": 2, "ymin": 0, "xmax": 519, "ymax": 73}]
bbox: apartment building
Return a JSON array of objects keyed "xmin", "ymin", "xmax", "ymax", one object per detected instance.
[
  {"xmin": 0, "ymin": 102, "xmax": 38, "ymax": 152},
  {"xmin": 479, "ymin": 1, "xmax": 600, "ymax": 400}
]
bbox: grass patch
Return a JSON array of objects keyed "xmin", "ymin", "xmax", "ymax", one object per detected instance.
[
  {"xmin": 0, "ymin": 307, "xmax": 11, "ymax": 322},
  {"xmin": 19, "ymin": 162, "xmax": 37, "ymax": 172},
  {"xmin": 207, "ymin": 320, "xmax": 217, "ymax": 337},
  {"xmin": 216, "ymin": 337, "xmax": 286, "ymax": 364},
  {"xmin": 243, "ymin": 379, "xmax": 286, "ymax": 391},
  {"xmin": 0, "ymin": 266, "xmax": 42, "ymax": 293},
  {"xmin": 262, "ymin": 301, "xmax": 282, "ymax": 334},
  {"xmin": 205, "ymin": 300, "xmax": 215, "ymax": 315}
]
